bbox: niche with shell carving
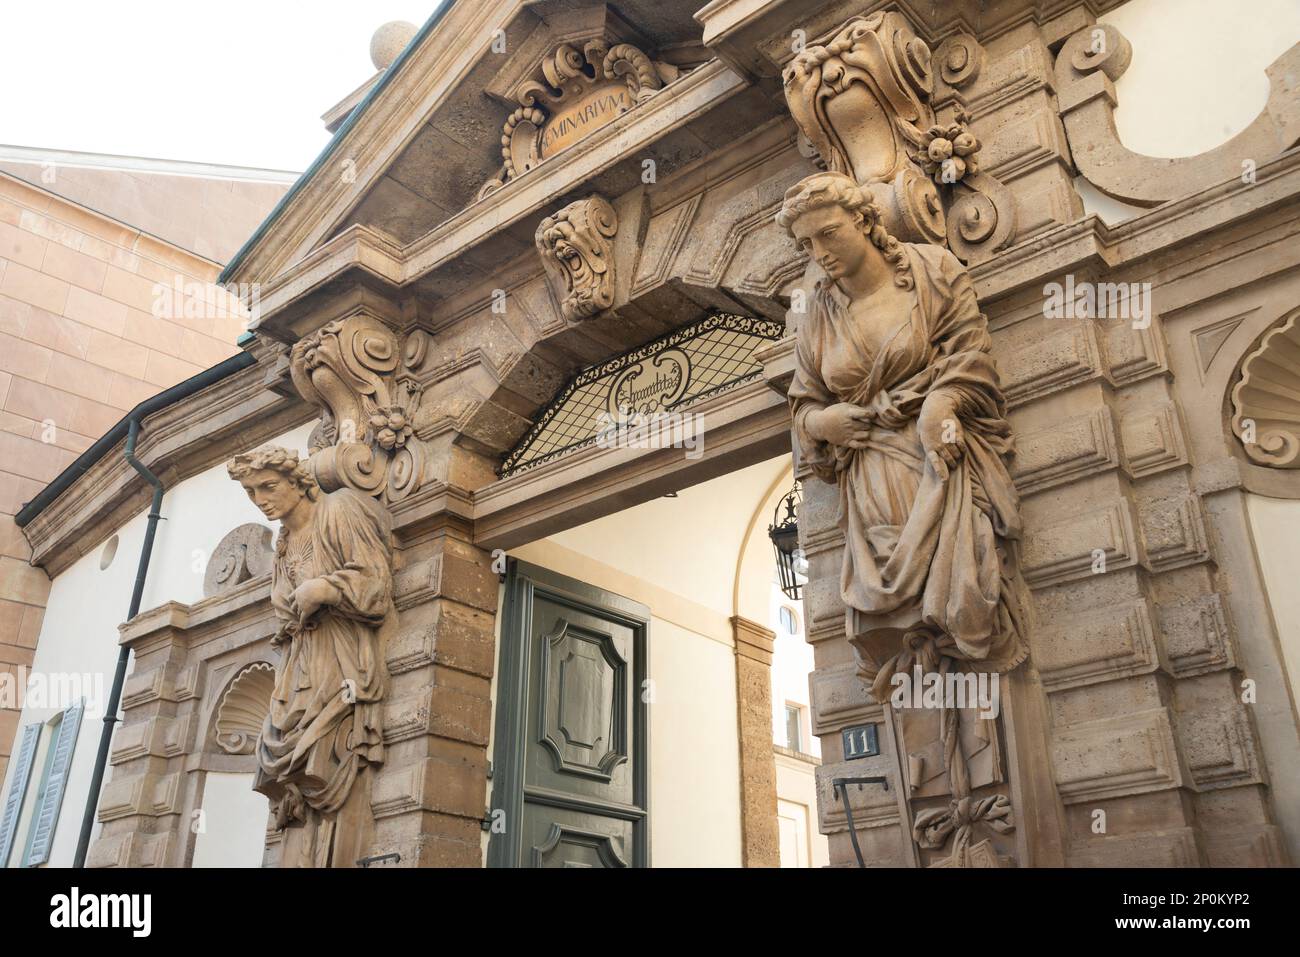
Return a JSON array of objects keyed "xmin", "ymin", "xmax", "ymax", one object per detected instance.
[
  {"xmin": 1231, "ymin": 310, "xmax": 1300, "ymax": 470},
  {"xmin": 213, "ymin": 662, "xmax": 275, "ymax": 756}
]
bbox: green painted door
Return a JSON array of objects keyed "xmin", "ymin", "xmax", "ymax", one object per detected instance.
[{"xmin": 489, "ymin": 560, "xmax": 650, "ymax": 867}]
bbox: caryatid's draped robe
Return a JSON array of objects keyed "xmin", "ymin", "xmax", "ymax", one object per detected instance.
[
  {"xmin": 254, "ymin": 487, "xmax": 392, "ymax": 868},
  {"xmin": 789, "ymin": 242, "xmax": 1029, "ymax": 700}
]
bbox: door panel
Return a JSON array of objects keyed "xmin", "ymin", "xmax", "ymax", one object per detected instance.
[{"xmin": 490, "ymin": 560, "xmax": 650, "ymax": 867}]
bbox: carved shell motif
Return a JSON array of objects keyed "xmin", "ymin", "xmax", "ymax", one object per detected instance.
[
  {"xmin": 214, "ymin": 662, "xmax": 275, "ymax": 755},
  {"xmin": 1231, "ymin": 310, "xmax": 1300, "ymax": 468}
]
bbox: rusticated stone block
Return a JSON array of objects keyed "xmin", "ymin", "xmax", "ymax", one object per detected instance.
[{"xmin": 1052, "ymin": 708, "xmax": 1185, "ymax": 804}]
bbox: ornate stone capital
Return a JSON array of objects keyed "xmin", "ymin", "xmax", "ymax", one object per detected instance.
[
  {"xmin": 781, "ymin": 11, "xmax": 1014, "ymax": 263},
  {"xmin": 783, "ymin": 11, "xmax": 935, "ymax": 186},
  {"xmin": 289, "ymin": 314, "xmax": 430, "ymax": 503},
  {"xmin": 536, "ymin": 195, "xmax": 619, "ymax": 321}
]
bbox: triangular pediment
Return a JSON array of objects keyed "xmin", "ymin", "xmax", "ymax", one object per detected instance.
[{"xmin": 221, "ymin": 0, "xmax": 709, "ymax": 292}]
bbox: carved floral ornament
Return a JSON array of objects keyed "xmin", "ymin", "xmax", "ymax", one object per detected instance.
[
  {"xmin": 535, "ymin": 194, "xmax": 618, "ymax": 321},
  {"xmin": 289, "ymin": 314, "xmax": 432, "ymax": 503},
  {"xmin": 479, "ymin": 39, "xmax": 679, "ymax": 200},
  {"xmin": 782, "ymin": 12, "xmax": 1015, "ymax": 264}
]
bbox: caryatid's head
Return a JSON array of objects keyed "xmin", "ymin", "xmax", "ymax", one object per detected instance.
[
  {"xmin": 776, "ymin": 172, "xmax": 907, "ymax": 287},
  {"xmin": 227, "ymin": 446, "xmax": 318, "ymax": 523}
]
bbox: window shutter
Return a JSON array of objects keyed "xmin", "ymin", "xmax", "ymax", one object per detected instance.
[
  {"xmin": 23, "ymin": 701, "xmax": 84, "ymax": 867},
  {"xmin": 0, "ymin": 723, "xmax": 41, "ymax": 867}
]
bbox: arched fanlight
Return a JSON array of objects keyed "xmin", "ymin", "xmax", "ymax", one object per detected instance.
[{"xmin": 768, "ymin": 480, "xmax": 806, "ymax": 600}]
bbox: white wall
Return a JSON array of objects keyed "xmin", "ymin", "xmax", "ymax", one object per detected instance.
[
  {"xmin": 1079, "ymin": 0, "xmax": 1300, "ymax": 223},
  {"xmin": 191, "ymin": 771, "xmax": 268, "ymax": 867},
  {"xmin": 770, "ymin": 581, "xmax": 818, "ymax": 758},
  {"xmin": 0, "ymin": 421, "xmax": 313, "ymax": 867},
  {"xmin": 1245, "ymin": 494, "xmax": 1300, "ymax": 704}
]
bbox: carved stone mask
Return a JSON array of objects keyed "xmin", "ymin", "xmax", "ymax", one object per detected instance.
[{"xmin": 536, "ymin": 195, "xmax": 618, "ymax": 321}]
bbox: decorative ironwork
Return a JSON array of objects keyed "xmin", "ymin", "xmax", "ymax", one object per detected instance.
[
  {"xmin": 769, "ymin": 480, "xmax": 804, "ymax": 599},
  {"xmin": 499, "ymin": 313, "xmax": 785, "ymax": 476}
]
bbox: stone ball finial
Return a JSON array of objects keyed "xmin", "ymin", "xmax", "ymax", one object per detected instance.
[{"xmin": 370, "ymin": 20, "xmax": 417, "ymax": 71}]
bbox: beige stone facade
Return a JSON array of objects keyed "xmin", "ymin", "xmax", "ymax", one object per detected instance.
[
  {"xmin": 0, "ymin": 159, "xmax": 289, "ymax": 791},
  {"xmin": 3, "ymin": 0, "xmax": 1300, "ymax": 869}
]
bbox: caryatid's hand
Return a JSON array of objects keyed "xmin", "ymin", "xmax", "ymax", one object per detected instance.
[
  {"xmin": 289, "ymin": 578, "xmax": 339, "ymax": 626},
  {"xmin": 918, "ymin": 393, "xmax": 966, "ymax": 477},
  {"xmin": 809, "ymin": 403, "xmax": 876, "ymax": 449}
]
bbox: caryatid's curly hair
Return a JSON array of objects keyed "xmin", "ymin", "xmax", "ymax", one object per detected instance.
[
  {"xmin": 775, "ymin": 172, "xmax": 912, "ymax": 289},
  {"xmin": 227, "ymin": 446, "xmax": 319, "ymax": 501}
]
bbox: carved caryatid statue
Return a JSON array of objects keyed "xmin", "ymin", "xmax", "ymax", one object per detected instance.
[
  {"xmin": 779, "ymin": 172, "xmax": 1027, "ymax": 858},
  {"xmin": 228, "ymin": 446, "xmax": 393, "ymax": 868},
  {"xmin": 781, "ymin": 170, "xmax": 1027, "ymax": 683}
]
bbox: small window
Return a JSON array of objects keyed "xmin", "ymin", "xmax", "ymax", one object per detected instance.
[
  {"xmin": 778, "ymin": 605, "xmax": 798, "ymax": 635},
  {"xmin": 784, "ymin": 704, "xmax": 803, "ymax": 753}
]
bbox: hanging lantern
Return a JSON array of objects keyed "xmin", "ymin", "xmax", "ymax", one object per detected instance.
[{"xmin": 768, "ymin": 480, "xmax": 805, "ymax": 600}]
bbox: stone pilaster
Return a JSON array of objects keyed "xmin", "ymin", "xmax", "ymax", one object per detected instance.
[{"xmin": 731, "ymin": 615, "xmax": 780, "ymax": 867}]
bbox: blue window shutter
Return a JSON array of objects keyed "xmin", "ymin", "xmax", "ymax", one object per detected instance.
[
  {"xmin": 23, "ymin": 701, "xmax": 84, "ymax": 867},
  {"xmin": 0, "ymin": 723, "xmax": 41, "ymax": 867}
]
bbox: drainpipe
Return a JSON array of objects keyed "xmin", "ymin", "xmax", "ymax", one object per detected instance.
[{"xmin": 71, "ymin": 418, "xmax": 166, "ymax": 868}]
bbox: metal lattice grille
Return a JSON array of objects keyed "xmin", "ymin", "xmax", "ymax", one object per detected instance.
[{"xmin": 500, "ymin": 313, "xmax": 785, "ymax": 476}]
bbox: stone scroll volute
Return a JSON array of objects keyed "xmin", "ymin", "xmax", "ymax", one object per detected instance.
[
  {"xmin": 782, "ymin": 11, "xmax": 1015, "ymax": 264},
  {"xmin": 289, "ymin": 314, "xmax": 428, "ymax": 504}
]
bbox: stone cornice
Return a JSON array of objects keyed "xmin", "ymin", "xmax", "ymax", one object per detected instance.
[
  {"xmin": 118, "ymin": 576, "xmax": 274, "ymax": 656},
  {"xmin": 696, "ymin": 0, "xmax": 1128, "ymax": 79},
  {"xmin": 973, "ymin": 148, "xmax": 1300, "ymax": 308},
  {"xmin": 22, "ymin": 355, "xmax": 314, "ymax": 577},
  {"xmin": 246, "ymin": 57, "xmax": 750, "ymax": 335}
]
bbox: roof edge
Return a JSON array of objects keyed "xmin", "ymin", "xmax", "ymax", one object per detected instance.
[{"xmin": 217, "ymin": 0, "xmax": 459, "ymax": 286}]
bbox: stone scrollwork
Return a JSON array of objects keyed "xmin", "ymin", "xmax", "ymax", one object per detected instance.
[
  {"xmin": 1231, "ymin": 310, "xmax": 1300, "ymax": 468},
  {"xmin": 289, "ymin": 315, "xmax": 428, "ymax": 503},
  {"xmin": 935, "ymin": 33, "xmax": 984, "ymax": 90},
  {"xmin": 782, "ymin": 11, "xmax": 1015, "ymax": 264},
  {"xmin": 203, "ymin": 523, "xmax": 275, "ymax": 597},
  {"xmin": 536, "ymin": 195, "xmax": 619, "ymax": 321},
  {"xmin": 783, "ymin": 11, "xmax": 935, "ymax": 186},
  {"xmin": 1056, "ymin": 23, "xmax": 1300, "ymax": 207},
  {"xmin": 478, "ymin": 39, "xmax": 678, "ymax": 199}
]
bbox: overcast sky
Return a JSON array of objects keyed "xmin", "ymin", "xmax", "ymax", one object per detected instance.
[{"xmin": 0, "ymin": 1, "xmax": 445, "ymax": 173}]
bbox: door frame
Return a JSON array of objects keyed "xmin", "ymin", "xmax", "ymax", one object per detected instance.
[{"xmin": 488, "ymin": 558, "xmax": 651, "ymax": 867}]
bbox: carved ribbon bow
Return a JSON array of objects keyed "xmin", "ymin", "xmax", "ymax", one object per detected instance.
[{"xmin": 913, "ymin": 792, "xmax": 1014, "ymax": 852}]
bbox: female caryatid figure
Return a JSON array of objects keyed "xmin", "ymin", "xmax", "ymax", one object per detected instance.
[
  {"xmin": 228, "ymin": 446, "xmax": 392, "ymax": 868},
  {"xmin": 779, "ymin": 172, "xmax": 1029, "ymax": 702}
]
